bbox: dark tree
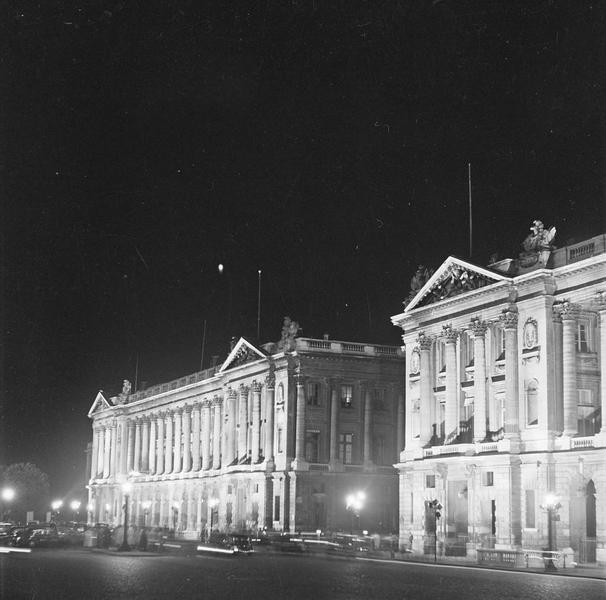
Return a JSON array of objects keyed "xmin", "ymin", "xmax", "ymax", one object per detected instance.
[{"xmin": 2, "ymin": 463, "xmax": 51, "ymax": 522}]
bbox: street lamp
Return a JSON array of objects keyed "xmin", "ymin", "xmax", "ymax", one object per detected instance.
[
  {"xmin": 209, "ymin": 497, "xmax": 219, "ymax": 534},
  {"xmin": 346, "ymin": 491, "xmax": 366, "ymax": 535},
  {"xmin": 541, "ymin": 494, "xmax": 561, "ymax": 571},
  {"xmin": 2, "ymin": 487, "xmax": 16, "ymax": 521},
  {"xmin": 70, "ymin": 500, "xmax": 81, "ymax": 523},
  {"xmin": 118, "ymin": 482, "xmax": 132, "ymax": 552},
  {"xmin": 429, "ymin": 499, "xmax": 442, "ymax": 563},
  {"xmin": 141, "ymin": 501, "xmax": 151, "ymax": 527},
  {"xmin": 51, "ymin": 499, "xmax": 63, "ymax": 522}
]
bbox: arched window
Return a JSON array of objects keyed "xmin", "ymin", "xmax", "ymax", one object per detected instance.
[{"xmin": 526, "ymin": 379, "xmax": 538, "ymax": 426}]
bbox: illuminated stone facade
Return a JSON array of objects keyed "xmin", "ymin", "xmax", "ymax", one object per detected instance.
[
  {"xmin": 87, "ymin": 336, "xmax": 404, "ymax": 538},
  {"xmin": 392, "ymin": 232, "xmax": 606, "ymax": 564}
]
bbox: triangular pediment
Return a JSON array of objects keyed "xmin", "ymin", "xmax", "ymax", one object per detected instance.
[
  {"xmin": 405, "ymin": 256, "xmax": 510, "ymax": 311},
  {"xmin": 219, "ymin": 338, "xmax": 267, "ymax": 372},
  {"xmin": 87, "ymin": 391, "xmax": 113, "ymax": 418}
]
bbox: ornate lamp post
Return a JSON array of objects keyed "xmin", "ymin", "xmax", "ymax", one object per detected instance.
[
  {"xmin": 429, "ymin": 499, "xmax": 442, "ymax": 563},
  {"xmin": 1, "ymin": 487, "xmax": 16, "ymax": 521},
  {"xmin": 541, "ymin": 494, "xmax": 561, "ymax": 571},
  {"xmin": 209, "ymin": 497, "xmax": 219, "ymax": 534},
  {"xmin": 118, "ymin": 482, "xmax": 132, "ymax": 552},
  {"xmin": 346, "ymin": 491, "xmax": 365, "ymax": 535}
]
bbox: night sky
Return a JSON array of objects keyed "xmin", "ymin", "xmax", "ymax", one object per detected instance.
[{"xmin": 3, "ymin": 1, "xmax": 605, "ymax": 498}]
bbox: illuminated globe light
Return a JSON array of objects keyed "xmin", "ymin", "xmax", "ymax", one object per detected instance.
[
  {"xmin": 51, "ymin": 500, "xmax": 63, "ymax": 511},
  {"xmin": 1, "ymin": 488, "xmax": 15, "ymax": 502},
  {"xmin": 218, "ymin": 263, "xmax": 224, "ymax": 274},
  {"xmin": 70, "ymin": 500, "xmax": 81, "ymax": 512}
]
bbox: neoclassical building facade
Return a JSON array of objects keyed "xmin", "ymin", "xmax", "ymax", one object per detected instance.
[
  {"xmin": 86, "ymin": 333, "xmax": 404, "ymax": 538},
  {"xmin": 392, "ymin": 229, "xmax": 606, "ymax": 564}
]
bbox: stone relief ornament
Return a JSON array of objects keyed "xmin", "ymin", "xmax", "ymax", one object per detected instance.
[
  {"xmin": 403, "ymin": 265, "xmax": 435, "ymax": 306},
  {"xmin": 410, "ymin": 349, "xmax": 420, "ymax": 375},
  {"xmin": 523, "ymin": 318, "xmax": 539, "ymax": 349}
]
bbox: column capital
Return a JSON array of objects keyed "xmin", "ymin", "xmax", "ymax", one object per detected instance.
[
  {"xmin": 265, "ymin": 374, "xmax": 275, "ymax": 390},
  {"xmin": 417, "ymin": 332, "xmax": 432, "ymax": 351},
  {"xmin": 251, "ymin": 379, "xmax": 262, "ymax": 393},
  {"xmin": 500, "ymin": 308, "xmax": 518, "ymax": 329},
  {"xmin": 552, "ymin": 306, "xmax": 562, "ymax": 323},
  {"xmin": 295, "ymin": 373, "xmax": 305, "ymax": 387},
  {"xmin": 593, "ymin": 290, "xmax": 606, "ymax": 311},
  {"xmin": 212, "ymin": 395, "xmax": 222, "ymax": 407},
  {"xmin": 442, "ymin": 324, "xmax": 459, "ymax": 343},
  {"xmin": 202, "ymin": 398, "xmax": 212, "ymax": 409},
  {"xmin": 554, "ymin": 300, "xmax": 581, "ymax": 321},
  {"xmin": 239, "ymin": 383, "xmax": 249, "ymax": 395},
  {"xmin": 227, "ymin": 387, "xmax": 238, "ymax": 400},
  {"xmin": 470, "ymin": 318, "xmax": 488, "ymax": 337}
]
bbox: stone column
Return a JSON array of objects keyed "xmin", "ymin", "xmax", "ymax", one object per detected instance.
[
  {"xmin": 182, "ymin": 406, "xmax": 192, "ymax": 472},
  {"xmin": 471, "ymin": 319, "xmax": 488, "ymax": 443},
  {"xmin": 212, "ymin": 397, "xmax": 222, "ymax": 469},
  {"xmin": 148, "ymin": 416, "xmax": 157, "ymax": 475},
  {"xmin": 141, "ymin": 418, "xmax": 150, "ymax": 473},
  {"xmin": 97, "ymin": 426, "xmax": 106, "ymax": 477},
  {"xmin": 251, "ymin": 380, "xmax": 262, "ymax": 464},
  {"xmin": 225, "ymin": 389, "xmax": 237, "ymax": 466},
  {"xmin": 552, "ymin": 309, "xmax": 564, "ymax": 432},
  {"xmin": 418, "ymin": 333, "xmax": 433, "ymax": 446},
  {"xmin": 363, "ymin": 388, "xmax": 372, "ymax": 464},
  {"xmin": 119, "ymin": 418, "xmax": 128, "ymax": 475},
  {"xmin": 156, "ymin": 413, "xmax": 165, "ymax": 475},
  {"xmin": 397, "ymin": 391, "xmax": 405, "ymax": 455},
  {"xmin": 294, "ymin": 374, "xmax": 306, "ymax": 464},
  {"xmin": 238, "ymin": 385, "xmax": 249, "ymax": 462},
  {"xmin": 102, "ymin": 425, "xmax": 110, "ymax": 478},
  {"xmin": 133, "ymin": 419, "xmax": 141, "ymax": 472},
  {"xmin": 264, "ymin": 375, "xmax": 275, "ymax": 465},
  {"xmin": 202, "ymin": 400, "xmax": 211, "ymax": 470},
  {"xmin": 443, "ymin": 326, "xmax": 459, "ymax": 442},
  {"xmin": 501, "ymin": 308, "xmax": 520, "ymax": 442},
  {"xmin": 598, "ymin": 297, "xmax": 606, "ymax": 435},
  {"xmin": 90, "ymin": 427, "xmax": 99, "ymax": 480},
  {"xmin": 165, "ymin": 411, "xmax": 174, "ymax": 474},
  {"xmin": 173, "ymin": 408, "xmax": 182, "ymax": 473},
  {"xmin": 125, "ymin": 420, "xmax": 134, "ymax": 472},
  {"xmin": 191, "ymin": 403, "xmax": 201, "ymax": 471},
  {"xmin": 329, "ymin": 384, "xmax": 339, "ymax": 462},
  {"xmin": 109, "ymin": 421, "xmax": 117, "ymax": 476},
  {"xmin": 559, "ymin": 302, "xmax": 580, "ymax": 436}
]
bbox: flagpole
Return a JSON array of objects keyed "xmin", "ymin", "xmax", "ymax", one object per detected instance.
[
  {"xmin": 468, "ymin": 162, "xmax": 473, "ymax": 258},
  {"xmin": 200, "ymin": 319, "xmax": 207, "ymax": 371},
  {"xmin": 257, "ymin": 270, "xmax": 262, "ymax": 341}
]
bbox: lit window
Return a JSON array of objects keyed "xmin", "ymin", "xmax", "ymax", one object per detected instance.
[
  {"xmin": 339, "ymin": 433, "xmax": 353, "ymax": 464},
  {"xmin": 425, "ymin": 474, "xmax": 436, "ymax": 488},
  {"xmin": 341, "ymin": 385, "xmax": 353, "ymax": 408},
  {"xmin": 576, "ymin": 322, "xmax": 590, "ymax": 352}
]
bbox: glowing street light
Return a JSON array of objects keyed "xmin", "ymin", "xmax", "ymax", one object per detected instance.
[
  {"xmin": 1, "ymin": 487, "xmax": 16, "ymax": 521},
  {"xmin": 346, "ymin": 491, "xmax": 366, "ymax": 535},
  {"xmin": 70, "ymin": 500, "xmax": 81, "ymax": 522}
]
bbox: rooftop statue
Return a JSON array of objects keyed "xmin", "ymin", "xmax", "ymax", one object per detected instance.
[
  {"xmin": 122, "ymin": 379, "xmax": 131, "ymax": 396},
  {"xmin": 403, "ymin": 265, "xmax": 434, "ymax": 306},
  {"xmin": 277, "ymin": 316, "xmax": 301, "ymax": 351},
  {"xmin": 522, "ymin": 220, "xmax": 556, "ymax": 252}
]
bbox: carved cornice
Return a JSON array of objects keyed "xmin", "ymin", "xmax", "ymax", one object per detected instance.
[
  {"xmin": 442, "ymin": 324, "xmax": 459, "ymax": 343},
  {"xmin": 470, "ymin": 318, "xmax": 488, "ymax": 338}
]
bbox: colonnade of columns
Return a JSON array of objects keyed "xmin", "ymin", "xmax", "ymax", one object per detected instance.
[{"xmin": 91, "ymin": 376, "xmax": 277, "ymax": 481}]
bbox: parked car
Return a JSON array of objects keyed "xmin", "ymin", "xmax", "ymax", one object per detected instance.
[
  {"xmin": 0, "ymin": 525, "xmax": 26, "ymax": 546},
  {"xmin": 197, "ymin": 532, "xmax": 254, "ymax": 556},
  {"xmin": 14, "ymin": 524, "xmax": 61, "ymax": 548},
  {"xmin": 56, "ymin": 525, "xmax": 84, "ymax": 546}
]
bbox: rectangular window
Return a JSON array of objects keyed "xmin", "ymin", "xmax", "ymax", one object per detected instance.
[
  {"xmin": 305, "ymin": 430, "xmax": 320, "ymax": 463},
  {"xmin": 374, "ymin": 435, "xmax": 385, "ymax": 465},
  {"xmin": 341, "ymin": 385, "xmax": 353, "ymax": 408},
  {"xmin": 483, "ymin": 471, "xmax": 494, "ymax": 487},
  {"xmin": 274, "ymin": 496, "xmax": 280, "ymax": 522},
  {"xmin": 463, "ymin": 331, "xmax": 474, "ymax": 367},
  {"xmin": 495, "ymin": 326, "xmax": 505, "ymax": 361},
  {"xmin": 277, "ymin": 428, "xmax": 284, "ymax": 453},
  {"xmin": 339, "ymin": 433, "xmax": 353, "ymax": 464},
  {"xmin": 526, "ymin": 381, "xmax": 539, "ymax": 426},
  {"xmin": 436, "ymin": 341, "xmax": 446, "ymax": 372},
  {"xmin": 307, "ymin": 382, "xmax": 320, "ymax": 406},
  {"xmin": 525, "ymin": 489, "xmax": 535, "ymax": 528},
  {"xmin": 426, "ymin": 474, "xmax": 436, "ymax": 488},
  {"xmin": 576, "ymin": 322, "xmax": 590, "ymax": 352},
  {"xmin": 254, "ymin": 483, "xmax": 259, "ymax": 494},
  {"xmin": 227, "ymin": 485, "xmax": 233, "ymax": 495}
]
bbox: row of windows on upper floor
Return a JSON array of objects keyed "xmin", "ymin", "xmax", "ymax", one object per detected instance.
[{"xmin": 306, "ymin": 383, "xmax": 390, "ymax": 411}]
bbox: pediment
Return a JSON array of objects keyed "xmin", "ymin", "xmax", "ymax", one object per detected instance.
[
  {"xmin": 87, "ymin": 391, "xmax": 113, "ymax": 418},
  {"xmin": 404, "ymin": 256, "xmax": 510, "ymax": 311},
  {"xmin": 219, "ymin": 338, "xmax": 268, "ymax": 372}
]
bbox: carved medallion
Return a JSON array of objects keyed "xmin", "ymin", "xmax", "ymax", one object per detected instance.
[{"xmin": 523, "ymin": 318, "xmax": 538, "ymax": 349}]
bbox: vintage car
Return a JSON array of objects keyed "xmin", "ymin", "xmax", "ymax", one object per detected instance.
[{"xmin": 197, "ymin": 532, "xmax": 254, "ymax": 556}]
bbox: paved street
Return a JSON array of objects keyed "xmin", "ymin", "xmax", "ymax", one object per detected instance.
[{"xmin": 0, "ymin": 548, "xmax": 604, "ymax": 600}]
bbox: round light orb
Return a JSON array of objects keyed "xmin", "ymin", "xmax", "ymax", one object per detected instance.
[
  {"xmin": 218, "ymin": 263, "xmax": 224, "ymax": 274},
  {"xmin": 51, "ymin": 499, "xmax": 63, "ymax": 511},
  {"xmin": 70, "ymin": 500, "xmax": 81, "ymax": 511},
  {"xmin": 1, "ymin": 488, "xmax": 15, "ymax": 502}
]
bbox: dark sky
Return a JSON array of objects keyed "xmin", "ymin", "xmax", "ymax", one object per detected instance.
[{"xmin": 3, "ymin": 1, "xmax": 605, "ymax": 498}]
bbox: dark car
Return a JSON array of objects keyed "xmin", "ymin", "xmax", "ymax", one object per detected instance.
[
  {"xmin": 15, "ymin": 524, "xmax": 61, "ymax": 548},
  {"xmin": 0, "ymin": 525, "xmax": 26, "ymax": 546},
  {"xmin": 56, "ymin": 525, "xmax": 84, "ymax": 546}
]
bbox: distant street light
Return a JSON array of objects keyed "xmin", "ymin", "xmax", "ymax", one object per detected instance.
[
  {"xmin": 346, "ymin": 491, "xmax": 366, "ymax": 535},
  {"xmin": 541, "ymin": 494, "xmax": 562, "ymax": 571},
  {"xmin": 51, "ymin": 499, "xmax": 63, "ymax": 521},
  {"xmin": 70, "ymin": 500, "xmax": 81, "ymax": 522},
  {"xmin": 118, "ymin": 482, "xmax": 132, "ymax": 552}
]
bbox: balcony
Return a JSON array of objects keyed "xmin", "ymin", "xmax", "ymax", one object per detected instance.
[{"xmin": 295, "ymin": 338, "xmax": 404, "ymax": 358}]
